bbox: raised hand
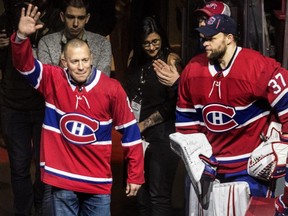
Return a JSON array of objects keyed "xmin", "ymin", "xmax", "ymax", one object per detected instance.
[
  {"xmin": 153, "ymin": 59, "xmax": 180, "ymax": 87},
  {"xmin": 17, "ymin": 4, "xmax": 43, "ymax": 38}
]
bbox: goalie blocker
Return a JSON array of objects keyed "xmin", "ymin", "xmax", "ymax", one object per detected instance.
[
  {"xmin": 169, "ymin": 132, "xmax": 251, "ymax": 215},
  {"xmin": 169, "ymin": 133, "xmax": 218, "ymax": 194},
  {"xmin": 169, "ymin": 132, "xmax": 218, "ymax": 208}
]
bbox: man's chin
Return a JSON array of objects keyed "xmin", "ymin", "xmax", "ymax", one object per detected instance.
[
  {"xmin": 68, "ymin": 30, "xmax": 81, "ymax": 38},
  {"xmin": 72, "ymin": 75, "xmax": 87, "ymax": 84},
  {"xmin": 206, "ymin": 52, "xmax": 212, "ymax": 59}
]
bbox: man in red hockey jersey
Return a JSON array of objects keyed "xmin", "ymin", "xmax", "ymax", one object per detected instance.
[
  {"xmin": 11, "ymin": 4, "xmax": 144, "ymax": 216},
  {"xmin": 177, "ymin": 13, "xmax": 288, "ymax": 215}
]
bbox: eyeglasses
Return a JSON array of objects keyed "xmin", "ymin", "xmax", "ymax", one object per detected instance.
[{"xmin": 142, "ymin": 38, "xmax": 161, "ymax": 48}]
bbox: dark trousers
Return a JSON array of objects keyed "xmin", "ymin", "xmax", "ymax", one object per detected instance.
[
  {"xmin": 1, "ymin": 106, "xmax": 45, "ymax": 216},
  {"xmin": 137, "ymin": 144, "xmax": 179, "ymax": 216}
]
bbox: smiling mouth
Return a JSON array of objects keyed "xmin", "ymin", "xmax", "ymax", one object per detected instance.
[
  {"xmin": 76, "ymin": 72, "xmax": 86, "ymax": 75},
  {"xmin": 149, "ymin": 49, "xmax": 159, "ymax": 53}
]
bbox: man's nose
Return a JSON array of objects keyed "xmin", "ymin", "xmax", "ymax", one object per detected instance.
[
  {"xmin": 78, "ymin": 61, "xmax": 83, "ymax": 69},
  {"xmin": 73, "ymin": 18, "xmax": 79, "ymax": 27},
  {"xmin": 198, "ymin": 21, "xmax": 206, "ymax": 27}
]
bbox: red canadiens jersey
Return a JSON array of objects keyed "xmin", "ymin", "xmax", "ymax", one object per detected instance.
[
  {"xmin": 11, "ymin": 33, "xmax": 144, "ymax": 194},
  {"xmin": 176, "ymin": 47, "xmax": 288, "ymax": 174}
]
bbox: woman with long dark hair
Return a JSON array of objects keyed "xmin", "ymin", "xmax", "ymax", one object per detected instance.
[{"xmin": 124, "ymin": 16, "xmax": 182, "ymax": 216}]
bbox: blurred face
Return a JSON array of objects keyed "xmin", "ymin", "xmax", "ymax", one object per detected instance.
[
  {"xmin": 203, "ymin": 33, "xmax": 228, "ymax": 61},
  {"xmin": 197, "ymin": 15, "xmax": 208, "ymax": 27},
  {"xmin": 60, "ymin": 6, "xmax": 90, "ymax": 39},
  {"xmin": 62, "ymin": 44, "xmax": 93, "ymax": 84},
  {"xmin": 142, "ymin": 32, "xmax": 162, "ymax": 58},
  {"xmin": 197, "ymin": 15, "xmax": 209, "ymax": 38}
]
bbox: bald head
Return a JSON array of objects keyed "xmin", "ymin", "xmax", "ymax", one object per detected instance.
[{"xmin": 63, "ymin": 38, "xmax": 91, "ymax": 58}]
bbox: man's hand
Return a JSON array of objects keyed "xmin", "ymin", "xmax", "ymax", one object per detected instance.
[
  {"xmin": 18, "ymin": 4, "xmax": 43, "ymax": 38},
  {"xmin": 138, "ymin": 121, "xmax": 146, "ymax": 133},
  {"xmin": 199, "ymin": 155, "xmax": 218, "ymax": 181},
  {"xmin": 153, "ymin": 59, "xmax": 180, "ymax": 87},
  {"xmin": 126, "ymin": 183, "xmax": 141, "ymax": 197}
]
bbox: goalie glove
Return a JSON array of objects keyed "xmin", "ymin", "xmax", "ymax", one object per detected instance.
[
  {"xmin": 248, "ymin": 125, "xmax": 288, "ymax": 181},
  {"xmin": 275, "ymin": 195, "xmax": 288, "ymax": 216}
]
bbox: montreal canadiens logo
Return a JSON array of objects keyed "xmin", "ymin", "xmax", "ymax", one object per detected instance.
[
  {"xmin": 60, "ymin": 113, "xmax": 99, "ymax": 145},
  {"xmin": 207, "ymin": 16, "xmax": 216, "ymax": 25},
  {"xmin": 202, "ymin": 104, "xmax": 238, "ymax": 132}
]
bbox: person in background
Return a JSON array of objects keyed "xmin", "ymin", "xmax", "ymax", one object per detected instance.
[
  {"xmin": 153, "ymin": 1, "xmax": 231, "ymax": 88},
  {"xmin": 194, "ymin": 0, "xmax": 231, "ymax": 28},
  {"xmin": 177, "ymin": 14, "xmax": 288, "ymax": 214},
  {"xmin": 124, "ymin": 16, "xmax": 182, "ymax": 216},
  {"xmin": 12, "ymin": 4, "xmax": 144, "ymax": 215},
  {"xmin": 37, "ymin": 0, "xmax": 112, "ymax": 77},
  {"xmin": 0, "ymin": 0, "xmax": 63, "ymax": 215}
]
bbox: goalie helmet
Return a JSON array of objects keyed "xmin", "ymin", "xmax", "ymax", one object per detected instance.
[{"xmin": 248, "ymin": 123, "xmax": 288, "ymax": 181}]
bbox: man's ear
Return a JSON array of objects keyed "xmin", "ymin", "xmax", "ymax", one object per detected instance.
[
  {"xmin": 60, "ymin": 53, "xmax": 67, "ymax": 68},
  {"xmin": 226, "ymin": 34, "xmax": 234, "ymax": 45},
  {"xmin": 60, "ymin": 11, "xmax": 65, "ymax": 22},
  {"xmin": 85, "ymin": 13, "xmax": 91, "ymax": 24},
  {"xmin": 90, "ymin": 53, "xmax": 93, "ymax": 64}
]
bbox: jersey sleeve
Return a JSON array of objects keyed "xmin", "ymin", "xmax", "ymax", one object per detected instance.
[
  {"xmin": 11, "ymin": 32, "xmax": 35, "ymax": 73},
  {"xmin": 111, "ymin": 81, "xmax": 145, "ymax": 185},
  {"xmin": 175, "ymin": 61, "xmax": 201, "ymax": 134},
  {"xmin": 11, "ymin": 32, "xmax": 62, "ymax": 97},
  {"xmin": 262, "ymin": 57, "xmax": 288, "ymax": 134}
]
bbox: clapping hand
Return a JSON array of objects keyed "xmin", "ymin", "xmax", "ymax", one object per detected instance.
[
  {"xmin": 153, "ymin": 59, "xmax": 180, "ymax": 87},
  {"xmin": 17, "ymin": 4, "xmax": 43, "ymax": 38}
]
